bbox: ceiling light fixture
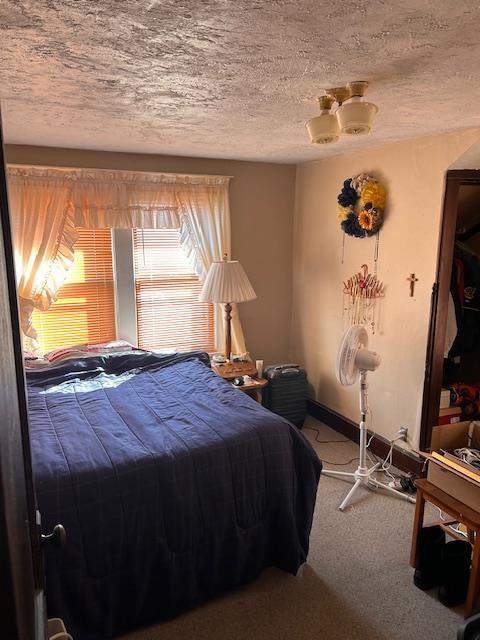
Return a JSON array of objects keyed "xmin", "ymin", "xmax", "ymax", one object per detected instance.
[
  {"xmin": 305, "ymin": 81, "xmax": 378, "ymax": 145},
  {"xmin": 336, "ymin": 81, "xmax": 378, "ymax": 136},
  {"xmin": 305, "ymin": 95, "xmax": 340, "ymax": 145}
]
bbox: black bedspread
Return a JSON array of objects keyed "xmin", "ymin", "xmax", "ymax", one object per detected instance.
[{"xmin": 27, "ymin": 351, "xmax": 321, "ymax": 639}]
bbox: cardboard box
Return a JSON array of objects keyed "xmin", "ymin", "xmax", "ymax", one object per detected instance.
[
  {"xmin": 437, "ymin": 406, "xmax": 462, "ymax": 425},
  {"xmin": 440, "ymin": 388, "xmax": 451, "ymax": 409},
  {"xmin": 427, "ymin": 421, "xmax": 480, "ymax": 511},
  {"xmin": 430, "ymin": 421, "xmax": 480, "ymax": 452}
]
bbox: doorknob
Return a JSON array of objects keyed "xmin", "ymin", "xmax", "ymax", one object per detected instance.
[{"xmin": 41, "ymin": 524, "xmax": 66, "ymax": 548}]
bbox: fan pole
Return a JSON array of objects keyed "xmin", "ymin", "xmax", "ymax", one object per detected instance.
[
  {"xmin": 321, "ymin": 370, "xmax": 416, "ymax": 511},
  {"xmin": 358, "ymin": 371, "xmax": 368, "ymax": 474}
]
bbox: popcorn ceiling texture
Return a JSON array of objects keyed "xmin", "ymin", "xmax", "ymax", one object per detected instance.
[{"xmin": 1, "ymin": 0, "xmax": 480, "ymax": 162}]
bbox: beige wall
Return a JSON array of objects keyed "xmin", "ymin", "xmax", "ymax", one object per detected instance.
[
  {"xmin": 5, "ymin": 145, "xmax": 296, "ymax": 366},
  {"xmin": 291, "ymin": 129, "xmax": 480, "ymax": 448}
]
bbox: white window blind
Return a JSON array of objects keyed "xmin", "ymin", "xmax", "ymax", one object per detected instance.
[
  {"xmin": 32, "ymin": 228, "xmax": 116, "ymax": 354},
  {"xmin": 133, "ymin": 228, "xmax": 214, "ymax": 352}
]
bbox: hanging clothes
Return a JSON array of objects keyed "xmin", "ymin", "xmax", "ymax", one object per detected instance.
[
  {"xmin": 445, "ymin": 293, "xmax": 458, "ymax": 358},
  {"xmin": 448, "ymin": 244, "xmax": 480, "ymax": 360}
]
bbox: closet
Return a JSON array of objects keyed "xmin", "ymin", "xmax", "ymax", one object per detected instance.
[
  {"xmin": 443, "ymin": 184, "xmax": 480, "ymax": 422},
  {"xmin": 421, "ymin": 170, "xmax": 480, "ymax": 450}
]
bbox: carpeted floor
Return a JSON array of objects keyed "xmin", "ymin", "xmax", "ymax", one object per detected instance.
[{"xmin": 121, "ymin": 417, "xmax": 463, "ymax": 640}]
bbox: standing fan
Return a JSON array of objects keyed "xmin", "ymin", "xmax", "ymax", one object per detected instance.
[{"xmin": 322, "ymin": 325, "xmax": 416, "ymax": 511}]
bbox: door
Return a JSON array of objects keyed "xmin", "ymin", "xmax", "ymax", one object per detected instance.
[{"xmin": 0, "ymin": 110, "xmax": 46, "ymax": 638}]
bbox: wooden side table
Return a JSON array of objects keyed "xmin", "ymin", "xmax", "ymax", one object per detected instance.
[
  {"xmin": 232, "ymin": 377, "xmax": 268, "ymax": 403},
  {"xmin": 410, "ymin": 478, "xmax": 480, "ymax": 617}
]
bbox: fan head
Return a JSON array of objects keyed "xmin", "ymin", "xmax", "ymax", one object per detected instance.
[{"xmin": 336, "ymin": 325, "xmax": 381, "ymax": 386}]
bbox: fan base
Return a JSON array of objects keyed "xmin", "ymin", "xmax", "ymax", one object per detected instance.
[{"xmin": 322, "ymin": 463, "xmax": 416, "ymax": 511}]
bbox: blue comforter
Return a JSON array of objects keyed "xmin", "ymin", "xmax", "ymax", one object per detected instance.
[{"xmin": 27, "ymin": 351, "xmax": 321, "ymax": 639}]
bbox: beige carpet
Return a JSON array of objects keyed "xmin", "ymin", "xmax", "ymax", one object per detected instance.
[{"xmin": 121, "ymin": 417, "xmax": 463, "ymax": 640}]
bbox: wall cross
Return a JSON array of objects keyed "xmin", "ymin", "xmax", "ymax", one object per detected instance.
[{"xmin": 407, "ymin": 273, "xmax": 418, "ymax": 297}]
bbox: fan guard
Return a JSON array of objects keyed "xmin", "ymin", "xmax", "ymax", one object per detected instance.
[{"xmin": 336, "ymin": 325, "xmax": 369, "ymax": 386}]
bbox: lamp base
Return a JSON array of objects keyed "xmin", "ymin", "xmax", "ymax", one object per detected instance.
[{"xmin": 224, "ymin": 302, "xmax": 232, "ymax": 362}]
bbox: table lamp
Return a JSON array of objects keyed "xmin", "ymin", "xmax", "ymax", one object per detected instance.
[{"xmin": 199, "ymin": 254, "xmax": 256, "ymax": 361}]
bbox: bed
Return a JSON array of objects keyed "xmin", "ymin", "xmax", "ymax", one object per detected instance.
[{"xmin": 27, "ymin": 350, "xmax": 321, "ymax": 639}]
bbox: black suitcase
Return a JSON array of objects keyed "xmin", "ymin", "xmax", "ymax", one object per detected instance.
[{"xmin": 262, "ymin": 363, "xmax": 308, "ymax": 428}]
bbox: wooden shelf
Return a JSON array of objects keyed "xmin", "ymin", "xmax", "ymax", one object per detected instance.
[{"xmin": 233, "ymin": 378, "xmax": 268, "ymax": 392}]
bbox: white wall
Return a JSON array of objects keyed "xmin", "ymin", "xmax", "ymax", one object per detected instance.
[{"xmin": 291, "ymin": 128, "xmax": 480, "ymax": 449}]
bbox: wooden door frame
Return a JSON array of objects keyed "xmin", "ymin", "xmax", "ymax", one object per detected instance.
[
  {"xmin": 0, "ymin": 113, "xmax": 45, "ymax": 638},
  {"xmin": 420, "ymin": 169, "xmax": 480, "ymax": 451}
]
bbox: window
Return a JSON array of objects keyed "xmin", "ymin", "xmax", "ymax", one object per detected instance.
[
  {"xmin": 133, "ymin": 228, "xmax": 214, "ymax": 352},
  {"xmin": 32, "ymin": 228, "xmax": 116, "ymax": 354}
]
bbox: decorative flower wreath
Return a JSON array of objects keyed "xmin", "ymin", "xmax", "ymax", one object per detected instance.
[{"xmin": 337, "ymin": 173, "xmax": 386, "ymax": 238}]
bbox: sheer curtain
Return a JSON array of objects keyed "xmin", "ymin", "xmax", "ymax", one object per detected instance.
[
  {"xmin": 8, "ymin": 166, "xmax": 246, "ymax": 354},
  {"xmin": 8, "ymin": 169, "xmax": 77, "ymax": 346},
  {"xmin": 177, "ymin": 179, "xmax": 246, "ymax": 354}
]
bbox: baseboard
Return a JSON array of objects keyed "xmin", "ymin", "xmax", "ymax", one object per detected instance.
[{"xmin": 307, "ymin": 399, "xmax": 424, "ymax": 476}]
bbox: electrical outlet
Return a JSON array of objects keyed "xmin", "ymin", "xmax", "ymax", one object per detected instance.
[{"xmin": 398, "ymin": 427, "xmax": 408, "ymax": 441}]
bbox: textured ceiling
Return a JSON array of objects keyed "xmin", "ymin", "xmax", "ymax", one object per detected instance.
[{"xmin": 1, "ymin": 0, "xmax": 480, "ymax": 163}]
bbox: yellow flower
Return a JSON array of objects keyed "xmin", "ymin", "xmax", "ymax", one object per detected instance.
[
  {"xmin": 360, "ymin": 181, "xmax": 386, "ymax": 209},
  {"xmin": 358, "ymin": 210, "xmax": 374, "ymax": 231},
  {"xmin": 337, "ymin": 204, "xmax": 351, "ymax": 221}
]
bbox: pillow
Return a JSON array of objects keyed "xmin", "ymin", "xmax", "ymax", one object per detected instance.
[
  {"xmin": 45, "ymin": 340, "xmax": 137, "ymax": 364},
  {"xmin": 23, "ymin": 352, "xmax": 50, "ymax": 369}
]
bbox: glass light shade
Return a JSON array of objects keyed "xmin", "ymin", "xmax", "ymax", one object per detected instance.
[
  {"xmin": 305, "ymin": 113, "xmax": 340, "ymax": 144},
  {"xmin": 336, "ymin": 100, "xmax": 378, "ymax": 135},
  {"xmin": 199, "ymin": 260, "xmax": 256, "ymax": 303}
]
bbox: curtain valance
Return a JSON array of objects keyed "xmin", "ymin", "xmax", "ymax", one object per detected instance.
[{"xmin": 8, "ymin": 166, "xmax": 231, "ymax": 230}]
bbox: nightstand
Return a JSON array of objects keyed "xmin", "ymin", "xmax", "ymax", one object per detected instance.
[{"xmin": 233, "ymin": 377, "xmax": 268, "ymax": 403}]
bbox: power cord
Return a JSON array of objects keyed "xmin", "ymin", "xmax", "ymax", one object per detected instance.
[
  {"xmin": 368, "ymin": 436, "xmax": 407, "ymax": 481},
  {"xmin": 305, "ymin": 424, "xmax": 375, "ymax": 467},
  {"xmin": 306, "ymin": 418, "xmax": 407, "ymax": 480},
  {"xmin": 304, "ymin": 424, "xmax": 358, "ymax": 466},
  {"xmin": 319, "ymin": 433, "xmax": 376, "ymax": 467},
  {"xmin": 321, "ymin": 456, "xmax": 360, "ymax": 466},
  {"xmin": 435, "ymin": 506, "xmax": 468, "ymax": 539},
  {"xmin": 304, "ymin": 424, "xmax": 350, "ymax": 444}
]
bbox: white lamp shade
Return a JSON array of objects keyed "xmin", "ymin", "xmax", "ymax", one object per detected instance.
[
  {"xmin": 199, "ymin": 260, "xmax": 257, "ymax": 303},
  {"xmin": 336, "ymin": 100, "xmax": 378, "ymax": 135},
  {"xmin": 305, "ymin": 113, "xmax": 340, "ymax": 144}
]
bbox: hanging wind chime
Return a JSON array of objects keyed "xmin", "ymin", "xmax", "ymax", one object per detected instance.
[
  {"xmin": 336, "ymin": 173, "xmax": 386, "ymax": 332},
  {"xmin": 342, "ymin": 264, "xmax": 385, "ymax": 333}
]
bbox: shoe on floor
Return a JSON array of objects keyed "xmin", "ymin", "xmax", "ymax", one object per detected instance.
[
  {"xmin": 438, "ymin": 540, "xmax": 472, "ymax": 607},
  {"xmin": 413, "ymin": 526, "xmax": 446, "ymax": 591}
]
